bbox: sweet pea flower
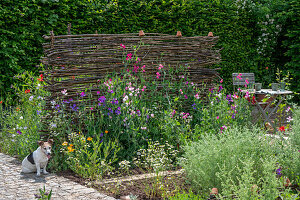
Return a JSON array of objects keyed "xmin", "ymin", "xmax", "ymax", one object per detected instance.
[
  {"xmin": 120, "ymin": 44, "xmax": 126, "ymax": 49},
  {"xmin": 287, "ymin": 116, "xmax": 293, "ymax": 122},
  {"xmin": 237, "ymin": 73, "xmax": 242, "ymax": 80}
]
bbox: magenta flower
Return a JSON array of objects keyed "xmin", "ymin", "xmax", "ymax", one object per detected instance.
[
  {"xmin": 237, "ymin": 73, "xmax": 242, "ymax": 80},
  {"xmin": 97, "ymin": 91, "xmax": 100, "ymax": 95},
  {"xmin": 17, "ymin": 130, "xmax": 22, "ymax": 135},
  {"xmin": 218, "ymin": 86, "xmax": 223, "ymax": 92},
  {"xmin": 80, "ymin": 92, "xmax": 86, "ymax": 97},
  {"xmin": 120, "ymin": 44, "xmax": 126, "ymax": 49},
  {"xmin": 126, "ymin": 53, "xmax": 132, "ymax": 60},
  {"xmin": 245, "ymin": 79, "xmax": 249, "ymax": 84},
  {"xmin": 217, "ymin": 116, "xmax": 219, "ymax": 119},
  {"xmin": 156, "ymin": 72, "xmax": 161, "ymax": 79},
  {"xmin": 142, "ymin": 65, "xmax": 146, "ymax": 72},
  {"xmin": 184, "ymin": 95, "xmax": 188, "ymax": 99}
]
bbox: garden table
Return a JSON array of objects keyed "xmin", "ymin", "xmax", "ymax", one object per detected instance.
[{"xmin": 242, "ymin": 89, "xmax": 293, "ymax": 132}]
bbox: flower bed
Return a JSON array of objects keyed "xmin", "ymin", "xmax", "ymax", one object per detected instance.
[{"xmin": 0, "ymin": 47, "xmax": 299, "ymax": 199}]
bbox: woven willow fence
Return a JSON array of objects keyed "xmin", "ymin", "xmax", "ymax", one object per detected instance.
[{"xmin": 41, "ymin": 30, "xmax": 221, "ymax": 110}]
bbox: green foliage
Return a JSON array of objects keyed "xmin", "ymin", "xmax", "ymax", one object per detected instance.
[
  {"xmin": 35, "ymin": 186, "xmax": 52, "ymax": 200},
  {"xmin": 1, "ymin": 0, "xmax": 299, "ymax": 103},
  {"xmin": 61, "ymin": 133, "xmax": 120, "ymax": 180},
  {"xmin": 0, "ymin": 70, "xmax": 48, "ymax": 159},
  {"xmin": 169, "ymin": 190, "xmax": 204, "ymax": 200},
  {"xmin": 180, "ymin": 126, "xmax": 298, "ymax": 197}
]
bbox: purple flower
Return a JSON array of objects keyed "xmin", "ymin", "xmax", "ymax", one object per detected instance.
[
  {"xmin": 276, "ymin": 167, "xmax": 282, "ymax": 177},
  {"xmin": 100, "ymin": 139, "xmax": 103, "ymax": 143},
  {"xmin": 111, "ymin": 98, "xmax": 119, "ymax": 105},
  {"xmin": 209, "ymin": 88, "xmax": 214, "ymax": 93},
  {"xmin": 69, "ymin": 98, "xmax": 73, "ymax": 102},
  {"xmin": 115, "ymin": 109, "xmax": 121, "ymax": 115},
  {"xmin": 108, "ymin": 107, "xmax": 113, "ymax": 113},
  {"xmin": 98, "ymin": 96, "xmax": 106, "ymax": 103},
  {"xmin": 63, "ymin": 100, "xmax": 69, "ymax": 104},
  {"xmin": 55, "ymin": 104, "xmax": 60, "ymax": 109},
  {"xmin": 218, "ymin": 86, "xmax": 223, "ymax": 92},
  {"xmin": 17, "ymin": 130, "xmax": 22, "ymax": 135},
  {"xmin": 71, "ymin": 104, "xmax": 78, "ymax": 111},
  {"xmin": 137, "ymin": 110, "xmax": 141, "ymax": 116},
  {"xmin": 100, "ymin": 133, "xmax": 103, "ymax": 137},
  {"xmin": 226, "ymin": 94, "xmax": 233, "ymax": 103},
  {"xmin": 37, "ymin": 110, "xmax": 41, "ymax": 115},
  {"xmin": 192, "ymin": 103, "xmax": 196, "ymax": 110},
  {"xmin": 231, "ymin": 114, "xmax": 236, "ymax": 119}
]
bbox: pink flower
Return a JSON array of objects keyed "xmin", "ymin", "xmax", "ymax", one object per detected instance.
[
  {"xmin": 141, "ymin": 127, "xmax": 147, "ymax": 130},
  {"xmin": 97, "ymin": 91, "xmax": 100, "ymax": 95},
  {"xmin": 158, "ymin": 64, "xmax": 164, "ymax": 70},
  {"xmin": 90, "ymin": 107, "xmax": 94, "ymax": 110},
  {"xmin": 238, "ymin": 88, "xmax": 242, "ymax": 92},
  {"xmin": 179, "ymin": 89, "xmax": 183, "ymax": 94},
  {"xmin": 220, "ymin": 79, "xmax": 223, "ymax": 83},
  {"xmin": 142, "ymin": 65, "xmax": 146, "ymax": 72},
  {"xmin": 156, "ymin": 72, "xmax": 161, "ymax": 79},
  {"xmin": 126, "ymin": 53, "xmax": 132, "ymax": 60},
  {"xmin": 217, "ymin": 116, "xmax": 219, "ymax": 119},
  {"xmin": 237, "ymin": 73, "xmax": 242, "ymax": 80},
  {"xmin": 184, "ymin": 95, "xmax": 188, "ymax": 99},
  {"xmin": 245, "ymin": 79, "xmax": 249, "ymax": 84},
  {"xmin": 194, "ymin": 93, "xmax": 199, "ymax": 99},
  {"xmin": 120, "ymin": 44, "xmax": 126, "ymax": 49}
]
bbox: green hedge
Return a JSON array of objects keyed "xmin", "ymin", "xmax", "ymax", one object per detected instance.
[{"xmin": 0, "ymin": 0, "xmax": 299, "ymax": 101}]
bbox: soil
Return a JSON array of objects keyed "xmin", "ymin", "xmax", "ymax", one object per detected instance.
[{"xmin": 56, "ymin": 169, "xmax": 190, "ymax": 200}]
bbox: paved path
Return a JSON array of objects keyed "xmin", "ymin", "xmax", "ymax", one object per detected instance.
[{"xmin": 0, "ymin": 153, "xmax": 116, "ymax": 200}]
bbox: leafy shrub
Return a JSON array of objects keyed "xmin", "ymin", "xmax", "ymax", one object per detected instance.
[{"xmin": 180, "ymin": 126, "xmax": 297, "ymax": 197}]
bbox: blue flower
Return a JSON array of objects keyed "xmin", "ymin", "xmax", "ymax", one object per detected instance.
[
  {"xmin": 192, "ymin": 103, "xmax": 196, "ymax": 110},
  {"xmin": 37, "ymin": 110, "xmax": 41, "ymax": 115},
  {"xmin": 71, "ymin": 104, "xmax": 78, "ymax": 111}
]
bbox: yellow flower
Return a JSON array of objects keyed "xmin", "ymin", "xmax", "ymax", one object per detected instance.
[
  {"xmin": 62, "ymin": 141, "xmax": 68, "ymax": 146},
  {"xmin": 87, "ymin": 137, "xmax": 92, "ymax": 141},
  {"xmin": 67, "ymin": 146, "xmax": 74, "ymax": 152},
  {"xmin": 105, "ymin": 130, "xmax": 108, "ymax": 134},
  {"xmin": 78, "ymin": 132, "xmax": 81, "ymax": 134}
]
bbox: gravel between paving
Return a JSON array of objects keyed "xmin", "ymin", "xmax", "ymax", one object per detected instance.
[{"xmin": 0, "ymin": 153, "xmax": 116, "ymax": 200}]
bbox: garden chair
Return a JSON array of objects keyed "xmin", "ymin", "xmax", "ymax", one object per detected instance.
[{"xmin": 232, "ymin": 73, "xmax": 255, "ymax": 91}]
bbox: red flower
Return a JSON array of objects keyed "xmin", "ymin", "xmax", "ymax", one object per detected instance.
[
  {"xmin": 279, "ymin": 126, "xmax": 285, "ymax": 132},
  {"xmin": 0, "ymin": 100, "xmax": 2, "ymax": 104},
  {"xmin": 266, "ymin": 67, "xmax": 269, "ymax": 70},
  {"xmin": 25, "ymin": 89, "xmax": 31, "ymax": 94},
  {"xmin": 37, "ymin": 74, "xmax": 44, "ymax": 81},
  {"xmin": 251, "ymin": 96, "xmax": 256, "ymax": 105}
]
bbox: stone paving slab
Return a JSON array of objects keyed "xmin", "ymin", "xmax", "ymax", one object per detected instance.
[{"xmin": 0, "ymin": 153, "xmax": 116, "ymax": 200}]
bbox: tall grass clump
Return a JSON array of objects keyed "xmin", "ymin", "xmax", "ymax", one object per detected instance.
[{"xmin": 180, "ymin": 126, "xmax": 298, "ymax": 198}]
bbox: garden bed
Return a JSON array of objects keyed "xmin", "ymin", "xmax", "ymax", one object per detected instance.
[{"xmin": 57, "ymin": 169, "xmax": 190, "ymax": 200}]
